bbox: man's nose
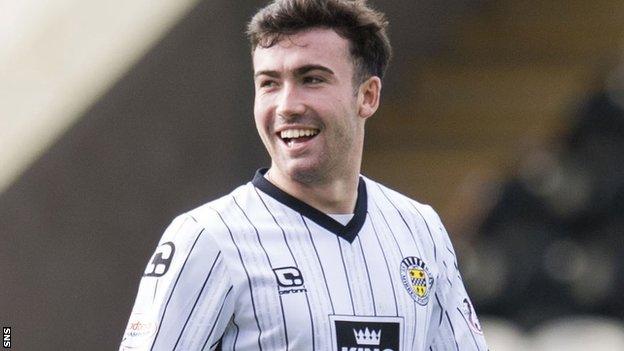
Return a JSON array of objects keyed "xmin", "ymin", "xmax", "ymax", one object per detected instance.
[{"xmin": 276, "ymin": 83, "xmax": 306, "ymax": 119}]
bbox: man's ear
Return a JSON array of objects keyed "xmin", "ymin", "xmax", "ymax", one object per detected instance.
[{"xmin": 358, "ymin": 76, "xmax": 382, "ymax": 119}]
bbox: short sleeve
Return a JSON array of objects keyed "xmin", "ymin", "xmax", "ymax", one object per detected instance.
[
  {"xmin": 424, "ymin": 209, "xmax": 488, "ymax": 351},
  {"xmin": 120, "ymin": 214, "xmax": 235, "ymax": 351}
]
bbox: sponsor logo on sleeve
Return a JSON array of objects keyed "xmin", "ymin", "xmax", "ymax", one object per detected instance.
[
  {"xmin": 330, "ymin": 315, "xmax": 403, "ymax": 351},
  {"xmin": 273, "ymin": 266, "xmax": 307, "ymax": 295},
  {"xmin": 144, "ymin": 242, "xmax": 175, "ymax": 277},
  {"xmin": 120, "ymin": 313, "xmax": 158, "ymax": 349},
  {"xmin": 459, "ymin": 297, "xmax": 483, "ymax": 335},
  {"xmin": 400, "ymin": 256, "xmax": 434, "ymax": 305}
]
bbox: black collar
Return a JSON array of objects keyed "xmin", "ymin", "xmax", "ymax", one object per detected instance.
[{"xmin": 251, "ymin": 168, "xmax": 367, "ymax": 243}]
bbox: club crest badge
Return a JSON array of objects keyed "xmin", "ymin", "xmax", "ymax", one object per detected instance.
[{"xmin": 400, "ymin": 256, "xmax": 434, "ymax": 305}]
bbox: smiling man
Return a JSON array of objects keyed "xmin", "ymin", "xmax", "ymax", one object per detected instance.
[
  {"xmin": 253, "ymin": 26, "xmax": 372, "ymax": 214},
  {"xmin": 120, "ymin": 1, "xmax": 488, "ymax": 350}
]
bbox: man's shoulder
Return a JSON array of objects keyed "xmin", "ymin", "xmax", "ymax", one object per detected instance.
[
  {"xmin": 184, "ymin": 181, "xmax": 255, "ymax": 226},
  {"xmin": 154, "ymin": 181, "xmax": 257, "ymax": 253},
  {"xmin": 362, "ymin": 176, "xmax": 430, "ymax": 210},
  {"xmin": 362, "ymin": 175, "xmax": 442, "ymax": 224}
]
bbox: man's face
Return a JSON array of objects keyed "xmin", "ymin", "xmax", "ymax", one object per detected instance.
[{"xmin": 253, "ymin": 28, "xmax": 368, "ymax": 184}]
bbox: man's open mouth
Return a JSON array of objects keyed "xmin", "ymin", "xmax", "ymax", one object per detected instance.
[{"xmin": 279, "ymin": 128, "xmax": 320, "ymax": 147}]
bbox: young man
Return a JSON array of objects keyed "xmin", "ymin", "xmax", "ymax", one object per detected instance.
[{"xmin": 120, "ymin": 1, "xmax": 488, "ymax": 350}]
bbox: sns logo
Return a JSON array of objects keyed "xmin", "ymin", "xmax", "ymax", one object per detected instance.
[
  {"xmin": 3, "ymin": 327, "xmax": 10, "ymax": 348},
  {"xmin": 144, "ymin": 242, "xmax": 175, "ymax": 277}
]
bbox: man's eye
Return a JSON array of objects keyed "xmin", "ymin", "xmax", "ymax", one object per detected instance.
[
  {"xmin": 303, "ymin": 76, "xmax": 323, "ymax": 84},
  {"xmin": 260, "ymin": 80, "xmax": 277, "ymax": 88}
]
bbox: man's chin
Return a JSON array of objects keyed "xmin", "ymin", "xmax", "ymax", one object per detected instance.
[{"xmin": 280, "ymin": 160, "xmax": 326, "ymax": 185}]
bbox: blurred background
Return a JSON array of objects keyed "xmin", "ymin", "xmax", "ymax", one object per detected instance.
[{"xmin": 1, "ymin": 0, "xmax": 623, "ymax": 349}]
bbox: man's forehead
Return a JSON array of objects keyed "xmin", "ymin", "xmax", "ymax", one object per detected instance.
[{"xmin": 252, "ymin": 28, "xmax": 351, "ymax": 73}]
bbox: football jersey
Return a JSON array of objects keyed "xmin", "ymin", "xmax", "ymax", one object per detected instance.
[{"xmin": 120, "ymin": 168, "xmax": 488, "ymax": 351}]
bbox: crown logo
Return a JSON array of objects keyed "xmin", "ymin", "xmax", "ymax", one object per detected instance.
[{"xmin": 353, "ymin": 327, "xmax": 381, "ymax": 345}]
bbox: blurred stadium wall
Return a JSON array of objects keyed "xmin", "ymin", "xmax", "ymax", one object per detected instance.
[{"xmin": 0, "ymin": 0, "xmax": 472, "ymax": 349}]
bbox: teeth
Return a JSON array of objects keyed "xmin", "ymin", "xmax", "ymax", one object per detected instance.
[{"xmin": 280, "ymin": 128, "xmax": 319, "ymax": 139}]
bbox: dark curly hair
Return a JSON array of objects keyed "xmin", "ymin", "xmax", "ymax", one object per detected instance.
[{"xmin": 247, "ymin": 0, "xmax": 392, "ymax": 85}]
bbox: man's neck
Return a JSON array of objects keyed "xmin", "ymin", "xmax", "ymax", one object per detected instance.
[{"xmin": 265, "ymin": 167, "xmax": 359, "ymax": 214}]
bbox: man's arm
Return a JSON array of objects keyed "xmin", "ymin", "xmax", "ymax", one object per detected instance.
[
  {"xmin": 424, "ymin": 209, "xmax": 488, "ymax": 351},
  {"xmin": 120, "ymin": 214, "xmax": 234, "ymax": 351}
]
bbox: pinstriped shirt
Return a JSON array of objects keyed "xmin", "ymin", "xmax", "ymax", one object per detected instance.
[{"xmin": 120, "ymin": 169, "xmax": 488, "ymax": 351}]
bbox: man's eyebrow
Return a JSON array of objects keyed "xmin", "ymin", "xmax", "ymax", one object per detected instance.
[
  {"xmin": 294, "ymin": 65, "xmax": 334, "ymax": 76},
  {"xmin": 254, "ymin": 65, "xmax": 335, "ymax": 79},
  {"xmin": 254, "ymin": 70, "xmax": 280, "ymax": 79}
]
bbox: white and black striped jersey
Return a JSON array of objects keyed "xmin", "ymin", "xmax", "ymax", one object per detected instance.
[{"xmin": 120, "ymin": 168, "xmax": 488, "ymax": 351}]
